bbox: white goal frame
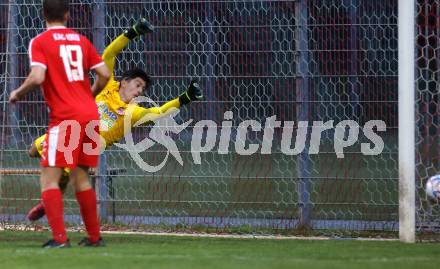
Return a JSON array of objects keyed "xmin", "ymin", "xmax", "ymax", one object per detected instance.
[{"xmin": 398, "ymin": 0, "xmax": 416, "ymax": 243}]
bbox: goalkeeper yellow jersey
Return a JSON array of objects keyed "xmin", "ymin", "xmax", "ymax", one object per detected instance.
[{"xmin": 35, "ymin": 34, "xmax": 181, "ymax": 155}]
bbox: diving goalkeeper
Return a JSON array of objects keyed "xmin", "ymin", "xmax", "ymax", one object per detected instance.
[{"xmin": 26, "ymin": 19, "xmax": 203, "ymax": 228}]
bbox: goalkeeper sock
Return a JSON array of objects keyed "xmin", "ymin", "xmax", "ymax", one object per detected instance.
[
  {"xmin": 76, "ymin": 188, "xmax": 100, "ymax": 243},
  {"xmin": 42, "ymin": 189, "xmax": 67, "ymax": 243}
]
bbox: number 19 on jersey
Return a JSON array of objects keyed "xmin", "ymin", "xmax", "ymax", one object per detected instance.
[{"xmin": 60, "ymin": 44, "xmax": 84, "ymax": 82}]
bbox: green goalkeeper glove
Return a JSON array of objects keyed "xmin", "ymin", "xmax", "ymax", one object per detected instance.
[
  {"xmin": 179, "ymin": 80, "xmax": 203, "ymax": 105},
  {"xmin": 124, "ymin": 18, "xmax": 154, "ymax": 40}
]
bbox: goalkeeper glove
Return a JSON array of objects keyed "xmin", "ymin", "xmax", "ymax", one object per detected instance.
[
  {"xmin": 179, "ymin": 80, "xmax": 203, "ymax": 105},
  {"xmin": 124, "ymin": 18, "xmax": 154, "ymax": 40}
]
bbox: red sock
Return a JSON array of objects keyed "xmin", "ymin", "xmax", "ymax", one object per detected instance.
[
  {"xmin": 76, "ymin": 188, "xmax": 100, "ymax": 243},
  {"xmin": 41, "ymin": 189, "xmax": 67, "ymax": 243}
]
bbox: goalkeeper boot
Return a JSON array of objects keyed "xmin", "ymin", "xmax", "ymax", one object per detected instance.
[
  {"xmin": 124, "ymin": 18, "xmax": 154, "ymax": 40},
  {"xmin": 78, "ymin": 237, "xmax": 106, "ymax": 247},
  {"xmin": 27, "ymin": 201, "xmax": 45, "ymax": 222},
  {"xmin": 42, "ymin": 239, "xmax": 71, "ymax": 249}
]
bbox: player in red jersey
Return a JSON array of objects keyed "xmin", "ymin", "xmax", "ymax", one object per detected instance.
[{"xmin": 9, "ymin": 0, "xmax": 110, "ymax": 248}]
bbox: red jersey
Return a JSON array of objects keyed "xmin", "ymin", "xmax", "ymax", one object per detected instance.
[{"xmin": 29, "ymin": 26, "xmax": 104, "ymax": 123}]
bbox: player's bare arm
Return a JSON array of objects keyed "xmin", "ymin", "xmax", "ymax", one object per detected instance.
[
  {"xmin": 8, "ymin": 66, "xmax": 46, "ymax": 104},
  {"xmin": 91, "ymin": 64, "xmax": 111, "ymax": 96}
]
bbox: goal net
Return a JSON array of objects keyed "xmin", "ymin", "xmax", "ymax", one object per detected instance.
[{"xmin": 0, "ymin": 0, "xmax": 436, "ymax": 240}]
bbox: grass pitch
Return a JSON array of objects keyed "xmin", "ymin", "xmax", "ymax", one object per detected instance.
[{"xmin": 0, "ymin": 231, "xmax": 438, "ymax": 269}]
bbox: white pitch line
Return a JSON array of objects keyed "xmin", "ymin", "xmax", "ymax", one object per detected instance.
[
  {"xmin": 0, "ymin": 224, "xmax": 398, "ymax": 241},
  {"xmin": 100, "ymin": 230, "xmax": 398, "ymax": 241}
]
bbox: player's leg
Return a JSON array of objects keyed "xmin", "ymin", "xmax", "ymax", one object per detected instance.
[
  {"xmin": 71, "ymin": 166, "xmax": 93, "ymax": 191},
  {"xmin": 40, "ymin": 166, "xmax": 71, "ymax": 247},
  {"xmin": 39, "ymin": 122, "xmax": 82, "ymax": 248},
  {"xmin": 72, "ymin": 122, "xmax": 103, "ymax": 246},
  {"xmin": 27, "ymin": 203, "xmax": 45, "ymax": 221},
  {"xmin": 27, "ymin": 169, "xmax": 70, "ymax": 221},
  {"xmin": 27, "ymin": 132, "xmax": 70, "ymax": 221},
  {"xmin": 27, "ymin": 138, "xmax": 45, "ymax": 221},
  {"xmin": 71, "ymin": 165, "xmax": 104, "ymax": 246}
]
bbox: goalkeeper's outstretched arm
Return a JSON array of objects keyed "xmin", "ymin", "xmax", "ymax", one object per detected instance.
[
  {"xmin": 133, "ymin": 80, "xmax": 203, "ymax": 123},
  {"xmin": 102, "ymin": 35, "xmax": 129, "ymax": 80},
  {"xmin": 102, "ymin": 18, "xmax": 154, "ymax": 81}
]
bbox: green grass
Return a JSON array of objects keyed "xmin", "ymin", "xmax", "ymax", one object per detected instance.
[{"xmin": 0, "ymin": 231, "xmax": 439, "ymax": 269}]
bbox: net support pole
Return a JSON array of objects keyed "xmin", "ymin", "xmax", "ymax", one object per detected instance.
[
  {"xmin": 203, "ymin": 2, "xmax": 217, "ymax": 122},
  {"xmin": 295, "ymin": 0, "xmax": 311, "ymax": 228},
  {"xmin": 7, "ymin": 1, "xmax": 21, "ymax": 145},
  {"xmin": 1, "ymin": 1, "xmax": 19, "ymax": 197},
  {"xmin": 398, "ymin": 0, "xmax": 416, "ymax": 243},
  {"xmin": 348, "ymin": 0, "xmax": 359, "ymax": 122},
  {"xmin": 93, "ymin": 0, "xmax": 108, "ymax": 222}
]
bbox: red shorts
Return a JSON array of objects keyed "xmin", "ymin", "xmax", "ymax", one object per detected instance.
[{"xmin": 40, "ymin": 120, "xmax": 100, "ymax": 168}]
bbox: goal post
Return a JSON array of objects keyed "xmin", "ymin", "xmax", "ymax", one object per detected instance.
[{"xmin": 398, "ymin": 0, "xmax": 416, "ymax": 243}]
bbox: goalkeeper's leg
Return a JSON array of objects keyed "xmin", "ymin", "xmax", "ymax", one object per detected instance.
[{"xmin": 27, "ymin": 169, "xmax": 70, "ymax": 221}]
